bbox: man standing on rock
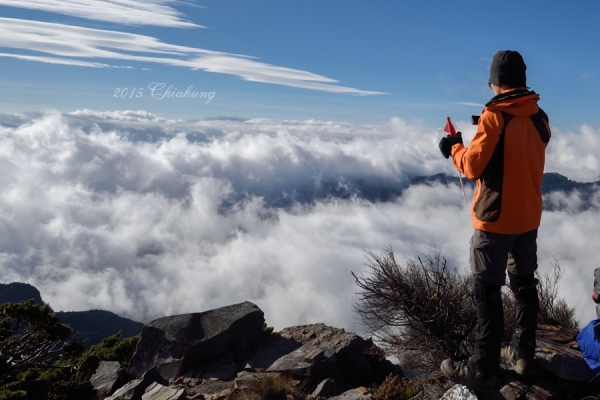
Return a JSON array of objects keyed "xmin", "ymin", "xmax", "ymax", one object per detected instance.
[{"xmin": 437, "ymin": 50, "xmax": 551, "ymax": 389}]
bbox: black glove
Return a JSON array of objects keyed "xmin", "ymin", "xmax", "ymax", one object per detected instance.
[{"xmin": 439, "ymin": 132, "xmax": 463, "ymax": 159}]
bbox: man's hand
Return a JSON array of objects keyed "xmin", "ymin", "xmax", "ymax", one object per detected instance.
[{"xmin": 439, "ymin": 132, "xmax": 463, "ymax": 159}]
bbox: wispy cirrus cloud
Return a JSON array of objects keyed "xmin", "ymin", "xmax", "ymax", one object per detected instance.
[
  {"xmin": 0, "ymin": 52, "xmax": 131, "ymax": 68},
  {"xmin": 0, "ymin": 18, "xmax": 381, "ymax": 95},
  {"xmin": 454, "ymin": 101, "xmax": 484, "ymax": 108},
  {"xmin": 0, "ymin": 0, "xmax": 200, "ymax": 28}
]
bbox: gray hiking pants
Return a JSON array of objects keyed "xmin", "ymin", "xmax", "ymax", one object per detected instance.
[
  {"xmin": 469, "ymin": 228, "xmax": 539, "ymax": 376},
  {"xmin": 469, "ymin": 228, "xmax": 538, "ymax": 285}
]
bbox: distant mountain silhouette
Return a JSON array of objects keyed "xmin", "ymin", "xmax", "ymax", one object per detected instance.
[
  {"xmin": 541, "ymin": 172, "xmax": 599, "ymax": 193},
  {"xmin": 56, "ymin": 310, "xmax": 143, "ymax": 347},
  {"xmin": 409, "ymin": 172, "xmax": 600, "ymax": 211},
  {"xmin": 219, "ymin": 171, "xmax": 599, "ymax": 210},
  {"xmin": 410, "ymin": 173, "xmax": 474, "ymax": 189},
  {"xmin": 0, "ymin": 282, "xmax": 143, "ymax": 347},
  {"xmin": 0, "ymin": 282, "xmax": 43, "ymax": 305}
]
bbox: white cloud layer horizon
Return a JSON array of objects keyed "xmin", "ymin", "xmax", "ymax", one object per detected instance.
[{"xmin": 1, "ymin": 110, "xmax": 600, "ymax": 333}]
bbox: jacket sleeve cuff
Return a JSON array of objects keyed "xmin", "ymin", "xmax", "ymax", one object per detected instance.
[{"xmin": 450, "ymin": 143, "xmax": 464, "ymax": 157}]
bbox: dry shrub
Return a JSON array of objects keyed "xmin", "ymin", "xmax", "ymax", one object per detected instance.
[
  {"xmin": 354, "ymin": 247, "xmax": 577, "ymax": 374},
  {"xmin": 232, "ymin": 374, "xmax": 303, "ymax": 400},
  {"xmin": 353, "ymin": 248, "xmax": 477, "ymax": 372},
  {"xmin": 371, "ymin": 374, "xmax": 422, "ymax": 400},
  {"xmin": 503, "ymin": 258, "xmax": 578, "ymax": 339},
  {"xmin": 536, "ymin": 258, "xmax": 578, "ymax": 328}
]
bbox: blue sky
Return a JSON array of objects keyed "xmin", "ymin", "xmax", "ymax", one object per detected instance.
[
  {"xmin": 1, "ymin": 1, "xmax": 599, "ymax": 129},
  {"xmin": 3, "ymin": 1, "xmax": 600, "ymax": 329}
]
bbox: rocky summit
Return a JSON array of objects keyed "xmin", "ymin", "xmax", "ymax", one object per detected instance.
[
  {"xmin": 91, "ymin": 302, "xmax": 600, "ymax": 400},
  {"xmin": 128, "ymin": 301, "xmax": 265, "ymax": 379}
]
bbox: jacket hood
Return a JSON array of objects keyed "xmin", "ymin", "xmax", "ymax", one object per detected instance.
[{"xmin": 485, "ymin": 89, "xmax": 540, "ymax": 117}]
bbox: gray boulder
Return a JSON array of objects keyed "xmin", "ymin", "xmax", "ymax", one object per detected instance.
[
  {"xmin": 90, "ymin": 361, "xmax": 121, "ymax": 399},
  {"xmin": 106, "ymin": 368, "xmax": 169, "ymax": 400},
  {"xmin": 128, "ymin": 302, "xmax": 264, "ymax": 379},
  {"xmin": 250, "ymin": 323, "xmax": 402, "ymax": 387}
]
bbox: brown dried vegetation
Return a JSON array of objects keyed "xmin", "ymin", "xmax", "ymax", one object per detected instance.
[
  {"xmin": 371, "ymin": 374, "xmax": 423, "ymax": 400},
  {"xmin": 232, "ymin": 374, "xmax": 305, "ymax": 400},
  {"xmin": 353, "ymin": 247, "xmax": 577, "ymax": 373}
]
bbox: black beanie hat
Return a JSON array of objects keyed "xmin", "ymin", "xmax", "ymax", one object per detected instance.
[{"xmin": 489, "ymin": 50, "xmax": 527, "ymax": 87}]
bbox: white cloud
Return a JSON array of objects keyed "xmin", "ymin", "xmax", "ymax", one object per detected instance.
[
  {"xmin": 0, "ymin": 52, "xmax": 125, "ymax": 68},
  {"xmin": 454, "ymin": 101, "xmax": 484, "ymax": 108},
  {"xmin": 0, "ymin": 18, "xmax": 381, "ymax": 95},
  {"xmin": 545, "ymin": 125, "xmax": 600, "ymax": 182},
  {"xmin": 0, "ymin": 110, "xmax": 598, "ymax": 333},
  {"xmin": 69, "ymin": 109, "xmax": 183, "ymax": 123},
  {"xmin": 0, "ymin": 0, "xmax": 200, "ymax": 28}
]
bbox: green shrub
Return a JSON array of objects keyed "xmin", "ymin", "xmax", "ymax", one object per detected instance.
[
  {"xmin": 79, "ymin": 332, "xmax": 140, "ymax": 379},
  {"xmin": 0, "ymin": 383, "xmax": 28, "ymax": 400},
  {"xmin": 261, "ymin": 323, "xmax": 274, "ymax": 337},
  {"xmin": 0, "ymin": 380, "xmax": 50, "ymax": 400}
]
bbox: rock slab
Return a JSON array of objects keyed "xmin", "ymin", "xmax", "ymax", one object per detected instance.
[
  {"xmin": 105, "ymin": 378, "xmax": 143, "ymax": 400},
  {"xmin": 106, "ymin": 368, "xmax": 169, "ymax": 400},
  {"xmin": 251, "ymin": 323, "xmax": 402, "ymax": 386},
  {"xmin": 142, "ymin": 382, "xmax": 186, "ymax": 400},
  {"xmin": 328, "ymin": 388, "xmax": 372, "ymax": 400},
  {"xmin": 128, "ymin": 302, "xmax": 264, "ymax": 379},
  {"xmin": 534, "ymin": 324, "xmax": 596, "ymax": 382},
  {"xmin": 90, "ymin": 361, "xmax": 121, "ymax": 399},
  {"xmin": 311, "ymin": 378, "xmax": 339, "ymax": 397}
]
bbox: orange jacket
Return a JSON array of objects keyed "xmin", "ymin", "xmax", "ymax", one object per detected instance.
[{"xmin": 451, "ymin": 89, "xmax": 550, "ymax": 234}]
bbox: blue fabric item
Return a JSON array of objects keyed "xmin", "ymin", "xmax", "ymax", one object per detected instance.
[{"xmin": 577, "ymin": 319, "xmax": 600, "ymax": 373}]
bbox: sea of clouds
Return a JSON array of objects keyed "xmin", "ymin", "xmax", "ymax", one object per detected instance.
[{"xmin": 1, "ymin": 110, "xmax": 599, "ymax": 332}]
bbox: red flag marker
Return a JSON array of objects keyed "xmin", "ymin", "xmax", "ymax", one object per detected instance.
[
  {"xmin": 444, "ymin": 116, "xmax": 457, "ymax": 136},
  {"xmin": 443, "ymin": 116, "xmax": 467, "ymax": 203}
]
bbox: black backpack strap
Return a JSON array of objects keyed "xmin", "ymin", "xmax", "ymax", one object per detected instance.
[
  {"xmin": 530, "ymin": 108, "xmax": 550, "ymax": 143},
  {"xmin": 500, "ymin": 112, "xmax": 515, "ymax": 135}
]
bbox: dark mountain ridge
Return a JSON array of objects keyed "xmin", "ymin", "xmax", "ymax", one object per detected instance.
[
  {"xmin": 0, "ymin": 282, "xmax": 143, "ymax": 347},
  {"xmin": 235, "ymin": 171, "xmax": 600, "ymax": 210},
  {"xmin": 411, "ymin": 172, "xmax": 600, "ymax": 211}
]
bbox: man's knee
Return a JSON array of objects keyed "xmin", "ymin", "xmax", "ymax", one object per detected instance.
[
  {"xmin": 508, "ymin": 229, "xmax": 538, "ymax": 276},
  {"xmin": 508, "ymin": 273, "xmax": 539, "ymax": 306}
]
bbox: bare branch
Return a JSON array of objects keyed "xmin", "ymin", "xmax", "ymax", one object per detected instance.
[{"xmin": 353, "ymin": 248, "xmax": 576, "ymax": 373}]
